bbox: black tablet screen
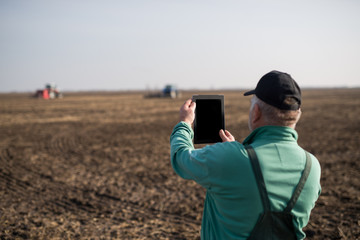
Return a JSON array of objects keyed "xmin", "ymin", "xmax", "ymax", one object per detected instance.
[{"xmin": 193, "ymin": 96, "xmax": 224, "ymax": 144}]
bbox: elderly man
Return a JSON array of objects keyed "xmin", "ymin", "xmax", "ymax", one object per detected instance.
[{"xmin": 170, "ymin": 71, "xmax": 321, "ymax": 239}]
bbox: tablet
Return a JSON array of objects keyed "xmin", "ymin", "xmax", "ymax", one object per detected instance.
[{"xmin": 192, "ymin": 95, "xmax": 225, "ymax": 144}]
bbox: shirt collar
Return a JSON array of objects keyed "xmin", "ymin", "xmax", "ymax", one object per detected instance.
[{"xmin": 243, "ymin": 125, "xmax": 298, "ymax": 145}]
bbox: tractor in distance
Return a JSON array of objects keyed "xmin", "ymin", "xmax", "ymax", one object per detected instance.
[
  {"xmin": 144, "ymin": 84, "xmax": 181, "ymax": 99},
  {"xmin": 162, "ymin": 84, "xmax": 180, "ymax": 98},
  {"xmin": 34, "ymin": 83, "xmax": 63, "ymax": 99}
]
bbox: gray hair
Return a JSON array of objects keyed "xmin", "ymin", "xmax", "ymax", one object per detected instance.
[{"xmin": 251, "ymin": 96, "xmax": 302, "ymax": 127}]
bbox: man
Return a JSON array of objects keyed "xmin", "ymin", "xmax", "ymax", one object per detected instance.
[{"xmin": 170, "ymin": 71, "xmax": 321, "ymax": 239}]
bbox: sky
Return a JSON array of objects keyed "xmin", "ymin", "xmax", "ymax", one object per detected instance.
[{"xmin": 1, "ymin": 0, "xmax": 360, "ymax": 92}]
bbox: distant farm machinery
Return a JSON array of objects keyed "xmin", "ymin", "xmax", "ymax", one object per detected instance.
[
  {"xmin": 144, "ymin": 85, "xmax": 181, "ymax": 99},
  {"xmin": 34, "ymin": 84, "xmax": 63, "ymax": 99}
]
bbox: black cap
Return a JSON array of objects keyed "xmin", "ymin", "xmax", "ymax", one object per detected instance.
[{"xmin": 244, "ymin": 70, "xmax": 301, "ymax": 110}]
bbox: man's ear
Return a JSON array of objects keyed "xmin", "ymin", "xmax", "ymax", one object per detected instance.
[{"xmin": 252, "ymin": 103, "xmax": 262, "ymax": 125}]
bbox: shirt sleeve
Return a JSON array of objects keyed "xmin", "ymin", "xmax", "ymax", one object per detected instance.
[{"xmin": 170, "ymin": 122, "xmax": 210, "ymax": 183}]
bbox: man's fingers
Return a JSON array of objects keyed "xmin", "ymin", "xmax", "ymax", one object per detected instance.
[
  {"xmin": 220, "ymin": 129, "xmax": 235, "ymax": 142},
  {"xmin": 182, "ymin": 99, "xmax": 193, "ymax": 110},
  {"xmin": 219, "ymin": 129, "xmax": 228, "ymax": 142},
  {"xmin": 189, "ymin": 101, "xmax": 196, "ymax": 110},
  {"xmin": 179, "ymin": 99, "xmax": 196, "ymax": 124},
  {"xmin": 185, "ymin": 99, "xmax": 193, "ymax": 106},
  {"xmin": 225, "ymin": 130, "xmax": 235, "ymax": 141},
  {"xmin": 225, "ymin": 130, "xmax": 232, "ymax": 137}
]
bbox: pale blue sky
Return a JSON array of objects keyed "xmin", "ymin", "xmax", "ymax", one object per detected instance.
[{"xmin": 1, "ymin": 0, "xmax": 359, "ymax": 92}]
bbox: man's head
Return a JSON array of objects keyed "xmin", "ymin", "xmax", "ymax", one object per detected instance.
[{"xmin": 245, "ymin": 71, "xmax": 302, "ymax": 131}]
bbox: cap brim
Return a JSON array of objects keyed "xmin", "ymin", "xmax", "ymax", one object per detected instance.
[{"xmin": 243, "ymin": 89, "xmax": 255, "ymax": 96}]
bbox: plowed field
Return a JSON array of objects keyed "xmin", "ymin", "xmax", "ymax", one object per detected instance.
[{"xmin": 0, "ymin": 89, "xmax": 359, "ymax": 239}]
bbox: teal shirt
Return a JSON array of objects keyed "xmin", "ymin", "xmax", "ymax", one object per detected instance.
[{"xmin": 170, "ymin": 122, "xmax": 321, "ymax": 240}]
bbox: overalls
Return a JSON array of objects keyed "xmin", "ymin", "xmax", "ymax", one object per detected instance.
[{"xmin": 245, "ymin": 145, "xmax": 312, "ymax": 240}]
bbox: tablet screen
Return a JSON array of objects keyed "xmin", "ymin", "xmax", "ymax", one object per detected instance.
[{"xmin": 193, "ymin": 95, "xmax": 224, "ymax": 144}]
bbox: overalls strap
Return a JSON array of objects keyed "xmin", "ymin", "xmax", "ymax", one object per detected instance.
[
  {"xmin": 284, "ymin": 151, "xmax": 312, "ymax": 212},
  {"xmin": 245, "ymin": 145, "xmax": 271, "ymax": 211},
  {"xmin": 245, "ymin": 145, "xmax": 312, "ymax": 212},
  {"xmin": 244, "ymin": 145, "xmax": 312, "ymax": 240}
]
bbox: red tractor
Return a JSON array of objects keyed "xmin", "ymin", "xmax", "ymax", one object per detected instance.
[{"xmin": 34, "ymin": 84, "xmax": 63, "ymax": 99}]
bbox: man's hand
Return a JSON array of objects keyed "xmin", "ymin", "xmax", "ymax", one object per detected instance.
[
  {"xmin": 219, "ymin": 129, "xmax": 235, "ymax": 142},
  {"xmin": 179, "ymin": 99, "xmax": 196, "ymax": 125}
]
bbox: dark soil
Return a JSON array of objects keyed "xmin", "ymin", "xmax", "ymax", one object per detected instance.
[{"xmin": 0, "ymin": 89, "xmax": 359, "ymax": 239}]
